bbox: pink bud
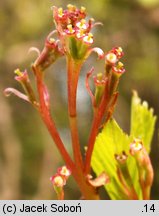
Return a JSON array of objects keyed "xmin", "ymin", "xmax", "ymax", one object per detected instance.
[
  {"xmin": 50, "ymin": 174, "xmax": 66, "ymax": 187},
  {"xmin": 58, "ymin": 166, "xmax": 71, "ymax": 178}
]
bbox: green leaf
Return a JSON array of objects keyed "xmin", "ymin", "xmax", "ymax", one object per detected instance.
[
  {"xmin": 130, "ymin": 91, "xmax": 157, "ymax": 152},
  {"xmin": 91, "ymin": 92, "xmax": 156, "ymax": 199},
  {"xmin": 91, "ymin": 119, "xmax": 131, "ymax": 199}
]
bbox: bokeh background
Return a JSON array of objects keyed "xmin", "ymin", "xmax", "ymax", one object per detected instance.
[{"xmin": 0, "ymin": 0, "xmax": 159, "ymax": 199}]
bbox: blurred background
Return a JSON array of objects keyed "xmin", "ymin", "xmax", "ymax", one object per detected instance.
[{"xmin": 0, "ymin": 0, "xmax": 159, "ymax": 199}]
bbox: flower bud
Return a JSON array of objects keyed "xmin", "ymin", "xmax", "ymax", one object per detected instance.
[
  {"xmin": 65, "ymin": 24, "xmax": 75, "ymax": 35},
  {"xmin": 76, "ymin": 19, "xmax": 88, "ymax": 30},
  {"xmin": 83, "ymin": 33, "xmax": 94, "ymax": 45},
  {"xmin": 80, "ymin": 6, "xmax": 86, "ymax": 14},
  {"xmin": 129, "ymin": 138, "xmax": 154, "ymax": 199},
  {"xmin": 105, "ymin": 47, "xmax": 123, "ymax": 65},
  {"xmin": 57, "ymin": 166, "xmax": 71, "ymax": 179},
  {"xmin": 14, "ymin": 69, "xmax": 28, "ymax": 82},
  {"xmin": 108, "ymin": 62, "xmax": 125, "ymax": 97},
  {"xmin": 94, "ymin": 73, "xmax": 107, "ymax": 107},
  {"xmin": 112, "ymin": 62, "xmax": 125, "ymax": 76},
  {"xmin": 50, "ymin": 174, "xmax": 66, "ymax": 187},
  {"xmin": 115, "ymin": 151, "xmax": 128, "ymax": 165},
  {"xmin": 50, "ymin": 174, "xmax": 65, "ymax": 200},
  {"xmin": 67, "ymin": 4, "xmax": 76, "ymax": 12},
  {"xmin": 130, "ymin": 138, "xmax": 143, "ymax": 156},
  {"xmin": 34, "ymin": 35, "xmax": 63, "ymax": 71},
  {"xmin": 76, "ymin": 29, "xmax": 85, "ymax": 39},
  {"xmin": 57, "ymin": 7, "xmax": 64, "ymax": 18},
  {"xmin": 105, "ymin": 53, "xmax": 118, "ymax": 65},
  {"xmin": 112, "ymin": 47, "xmax": 124, "ymax": 59},
  {"xmin": 14, "ymin": 69, "xmax": 37, "ymax": 106},
  {"xmin": 115, "ymin": 151, "xmax": 138, "ymax": 199}
]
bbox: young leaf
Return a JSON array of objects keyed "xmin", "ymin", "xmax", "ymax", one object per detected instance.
[
  {"xmin": 91, "ymin": 92, "xmax": 156, "ymax": 199},
  {"xmin": 91, "ymin": 119, "xmax": 131, "ymax": 199},
  {"xmin": 130, "ymin": 91, "xmax": 157, "ymax": 152}
]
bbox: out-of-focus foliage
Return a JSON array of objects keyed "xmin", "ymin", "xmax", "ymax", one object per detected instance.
[
  {"xmin": 92, "ymin": 93, "xmax": 156, "ymax": 199},
  {"xmin": 137, "ymin": 0, "xmax": 159, "ymax": 8},
  {"xmin": 0, "ymin": 0, "xmax": 159, "ymax": 199}
]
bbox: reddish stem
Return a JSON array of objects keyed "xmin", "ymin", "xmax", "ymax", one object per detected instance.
[
  {"xmin": 34, "ymin": 67, "xmax": 75, "ymax": 171},
  {"xmin": 34, "ymin": 66, "xmax": 99, "ymax": 199},
  {"xmin": 84, "ymin": 79, "xmax": 115, "ymax": 174},
  {"xmin": 84, "ymin": 112, "xmax": 101, "ymax": 174},
  {"xmin": 84, "ymin": 87, "xmax": 109, "ymax": 174},
  {"xmin": 67, "ymin": 57, "xmax": 84, "ymax": 170}
]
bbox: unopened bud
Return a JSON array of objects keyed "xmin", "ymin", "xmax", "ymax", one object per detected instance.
[
  {"xmin": 94, "ymin": 73, "xmax": 107, "ymax": 107},
  {"xmin": 50, "ymin": 174, "xmax": 66, "ymax": 187}
]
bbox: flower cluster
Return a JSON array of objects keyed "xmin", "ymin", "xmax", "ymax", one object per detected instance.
[
  {"xmin": 53, "ymin": 5, "xmax": 93, "ymax": 43},
  {"xmin": 53, "ymin": 5, "xmax": 101, "ymax": 60},
  {"xmin": 4, "ymin": 4, "xmax": 128, "ymax": 200},
  {"xmin": 105, "ymin": 47, "xmax": 125, "ymax": 75},
  {"xmin": 86, "ymin": 46, "xmax": 125, "ymax": 110}
]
